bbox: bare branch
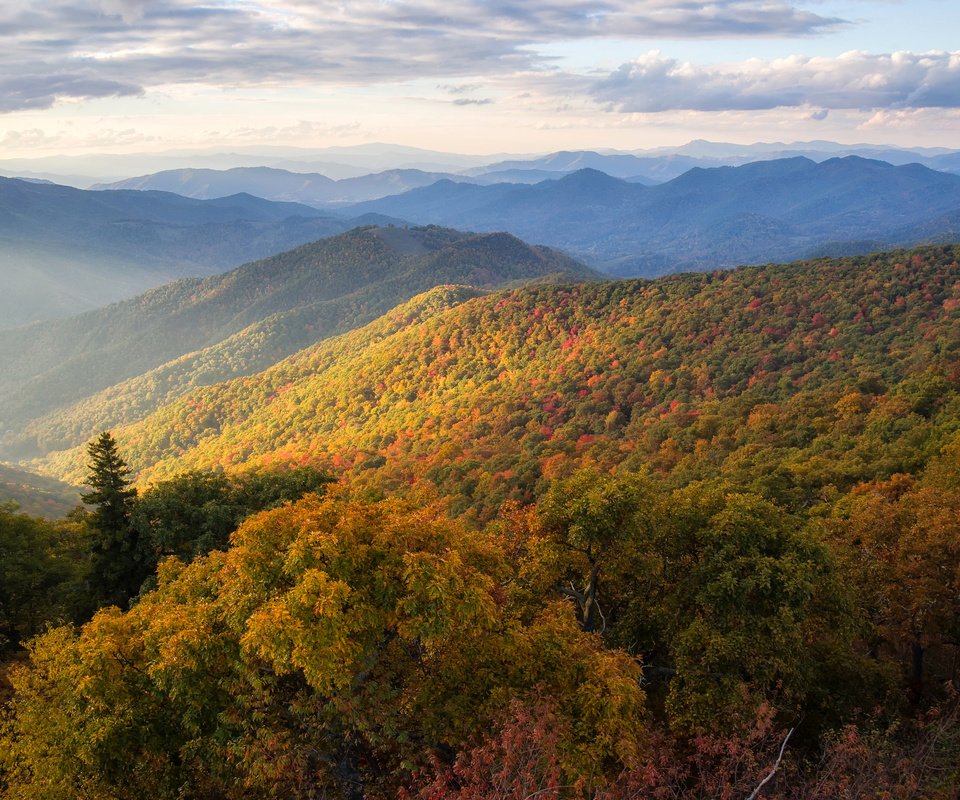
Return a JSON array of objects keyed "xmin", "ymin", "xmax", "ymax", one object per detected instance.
[{"xmin": 745, "ymin": 728, "xmax": 795, "ymax": 800}]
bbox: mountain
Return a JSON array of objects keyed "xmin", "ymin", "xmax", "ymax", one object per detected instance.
[
  {"xmin": 468, "ymin": 144, "xmax": 960, "ymax": 184},
  {"xmin": 95, "ymin": 167, "xmax": 468, "ymax": 207},
  {"xmin": 0, "ymin": 144, "xmax": 504, "ymax": 187},
  {"xmin": 94, "ymin": 166, "xmax": 575, "ymax": 208},
  {"xmin": 0, "ymin": 225, "xmax": 595, "ymax": 459},
  {"xmin": 37, "ymin": 245, "xmax": 960, "ymax": 525},
  {"xmin": 4, "ymin": 140, "xmax": 958, "ymax": 189},
  {"xmin": 348, "ymin": 157, "xmax": 960, "ymax": 276},
  {"xmin": 465, "ymin": 150, "xmax": 685, "ymax": 181},
  {"xmin": 0, "ymin": 177, "xmax": 406, "ymax": 327}
]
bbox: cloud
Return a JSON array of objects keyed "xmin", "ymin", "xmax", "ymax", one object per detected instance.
[
  {"xmin": 438, "ymin": 83, "xmax": 483, "ymax": 95},
  {"xmin": 0, "ymin": 124, "xmax": 155, "ymax": 150},
  {"xmin": 592, "ymin": 50, "xmax": 960, "ymax": 112},
  {"xmin": 97, "ymin": 0, "xmax": 148, "ymax": 23},
  {"xmin": 453, "ymin": 98, "xmax": 493, "ymax": 106},
  {"xmin": 0, "ymin": 1, "xmax": 844, "ymax": 112},
  {"xmin": 0, "ymin": 74, "xmax": 141, "ymax": 112}
]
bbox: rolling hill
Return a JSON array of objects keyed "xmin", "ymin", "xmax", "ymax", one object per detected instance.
[
  {"xmin": 0, "ymin": 464, "xmax": 78, "ymax": 518},
  {"xmin": 37, "ymin": 245, "xmax": 960, "ymax": 523},
  {"xmin": 349, "ymin": 157, "xmax": 960, "ymax": 276},
  {"xmin": 0, "ymin": 226, "xmax": 595, "ymax": 459},
  {"xmin": 0, "ymin": 177, "xmax": 397, "ymax": 327}
]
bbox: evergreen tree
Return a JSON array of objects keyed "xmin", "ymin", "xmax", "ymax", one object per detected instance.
[{"xmin": 81, "ymin": 431, "xmax": 139, "ymax": 608}]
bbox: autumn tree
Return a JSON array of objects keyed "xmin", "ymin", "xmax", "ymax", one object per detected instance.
[
  {"xmin": 0, "ymin": 504, "xmax": 86, "ymax": 653},
  {"xmin": 535, "ymin": 469, "xmax": 658, "ymax": 634},
  {"xmin": 0, "ymin": 494, "xmax": 645, "ymax": 800},
  {"xmin": 825, "ymin": 460, "xmax": 960, "ymax": 699}
]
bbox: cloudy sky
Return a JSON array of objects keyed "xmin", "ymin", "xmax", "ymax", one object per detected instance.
[{"xmin": 1, "ymin": 0, "xmax": 958, "ymax": 157}]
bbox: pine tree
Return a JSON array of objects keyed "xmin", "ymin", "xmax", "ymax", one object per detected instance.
[{"xmin": 81, "ymin": 432, "xmax": 139, "ymax": 608}]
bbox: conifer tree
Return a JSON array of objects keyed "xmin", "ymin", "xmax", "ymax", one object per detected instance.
[{"xmin": 81, "ymin": 431, "xmax": 139, "ymax": 608}]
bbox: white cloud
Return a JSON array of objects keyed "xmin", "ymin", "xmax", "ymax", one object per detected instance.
[
  {"xmin": 592, "ymin": 50, "xmax": 960, "ymax": 112},
  {"xmin": 0, "ymin": 1, "xmax": 844, "ymax": 112}
]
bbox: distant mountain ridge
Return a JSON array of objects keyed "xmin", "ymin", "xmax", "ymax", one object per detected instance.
[
  {"xmin": 0, "ymin": 225, "xmax": 595, "ymax": 460},
  {"xmin": 5, "ymin": 139, "xmax": 958, "ymax": 188},
  {"xmin": 347, "ymin": 156, "xmax": 960, "ymax": 276},
  {"xmin": 0, "ymin": 177, "xmax": 403, "ymax": 327},
  {"xmin": 465, "ymin": 144, "xmax": 960, "ymax": 183},
  {"xmin": 95, "ymin": 167, "xmax": 462, "ymax": 206},
  {"xmin": 94, "ymin": 165, "xmax": 574, "ymax": 206}
]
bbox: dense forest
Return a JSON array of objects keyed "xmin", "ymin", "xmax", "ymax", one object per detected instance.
[
  {"xmin": 3, "ymin": 243, "xmax": 960, "ymax": 798},
  {"xmin": 44, "ymin": 245, "xmax": 960, "ymax": 515}
]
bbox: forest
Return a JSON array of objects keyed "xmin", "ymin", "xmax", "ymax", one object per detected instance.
[{"xmin": 2, "ymin": 244, "xmax": 960, "ymax": 798}]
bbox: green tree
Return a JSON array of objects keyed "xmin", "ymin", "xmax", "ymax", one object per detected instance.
[
  {"xmin": 81, "ymin": 432, "xmax": 139, "ymax": 608},
  {"xmin": 0, "ymin": 503, "xmax": 87, "ymax": 654},
  {"xmin": 0, "ymin": 495, "xmax": 644, "ymax": 800},
  {"xmin": 130, "ymin": 465, "xmax": 334, "ymax": 577},
  {"xmin": 535, "ymin": 469, "xmax": 658, "ymax": 634}
]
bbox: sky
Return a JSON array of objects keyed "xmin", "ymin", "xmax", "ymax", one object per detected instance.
[{"xmin": 1, "ymin": 0, "xmax": 958, "ymax": 158}]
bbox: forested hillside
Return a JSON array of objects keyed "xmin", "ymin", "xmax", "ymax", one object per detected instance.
[
  {"xmin": 0, "ymin": 464, "xmax": 78, "ymax": 518},
  {"xmin": 0, "ymin": 226, "xmax": 594, "ymax": 459},
  {"xmin": 49, "ymin": 245, "xmax": 960, "ymax": 521},
  {"xmin": 5, "ymin": 243, "xmax": 960, "ymax": 799}
]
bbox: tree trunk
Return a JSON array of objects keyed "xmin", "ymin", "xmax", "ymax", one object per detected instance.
[{"xmin": 582, "ymin": 564, "xmax": 600, "ymax": 633}]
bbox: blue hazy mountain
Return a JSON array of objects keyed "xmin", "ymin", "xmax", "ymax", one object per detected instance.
[
  {"xmin": 349, "ymin": 157, "xmax": 960, "ymax": 276},
  {"xmin": 0, "ymin": 177, "xmax": 399, "ymax": 327}
]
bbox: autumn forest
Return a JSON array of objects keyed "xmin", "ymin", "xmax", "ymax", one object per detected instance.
[{"xmin": 1, "ymin": 235, "xmax": 959, "ymax": 799}]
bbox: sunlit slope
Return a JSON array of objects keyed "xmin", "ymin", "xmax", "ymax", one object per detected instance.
[
  {"xmin": 42, "ymin": 245, "xmax": 960, "ymax": 519},
  {"xmin": 2, "ymin": 226, "xmax": 594, "ymax": 458}
]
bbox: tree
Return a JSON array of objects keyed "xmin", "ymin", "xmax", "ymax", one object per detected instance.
[
  {"xmin": 0, "ymin": 503, "xmax": 86, "ymax": 653},
  {"xmin": 535, "ymin": 470, "xmax": 656, "ymax": 634},
  {"xmin": 0, "ymin": 495, "xmax": 645, "ymax": 800},
  {"xmin": 81, "ymin": 432, "xmax": 139, "ymax": 608},
  {"xmin": 130, "ymin": 466, "xmax": 334, "ymax": 575}
]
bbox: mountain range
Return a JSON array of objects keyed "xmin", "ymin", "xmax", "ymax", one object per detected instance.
[
  {"xmin": 0, "ymin": 177, "xmax": 399, "ymax": 327},
  {"xmin": 346, "ymin": 157, "xmax": 960, "ymax": 276},
  {"xmin": 4, "ymin": 139, "xmax": 959, "ymax": 188},
  {"xmin": 95, "ymin": 167, "xmax": 464, "ymax": 206},
  {"xmin": 0, "ymin": 225, "xmax": 593, "ymax": 461},
  {"xmin": 465, "ymin": 143, "xmax": 960, "ymax": 181},
  {"xmin": 93, "ymin": 164, "xmax": 608, "ymax": 207},
  {"xmin": 7, "ymin": 154, "xmax": 960, "ymax": 329}
]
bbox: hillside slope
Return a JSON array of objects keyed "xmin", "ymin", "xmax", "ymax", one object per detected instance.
[
  {"xmin": 350, "ymin": 157, "xmax": 960, "ymax": 276},
  {"xmin": 41, "ymin": 245, "xmax": 960, "ymax": 520},
  {"xmin": 0, "ymin": 464, "xmax": 78, "ymax": 518},
  {"xmin": 0, "ymin": 177, "xmax": 399, "ymax": 326},
  {"xmin": 1, "ymin": 226, "xmax": 595, "ymax": 458}
]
